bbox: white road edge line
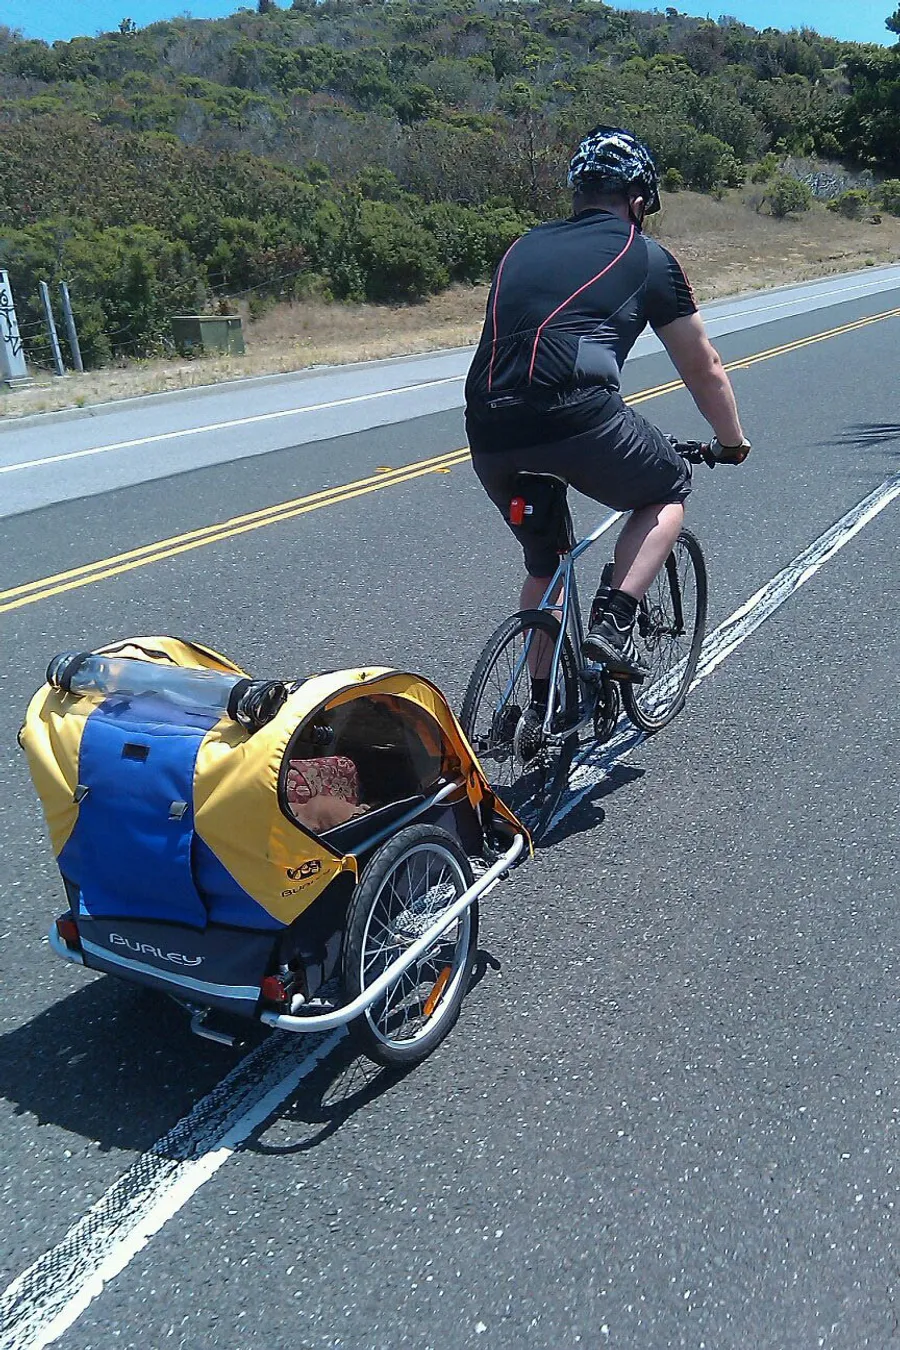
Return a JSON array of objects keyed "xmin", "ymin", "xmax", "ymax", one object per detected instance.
[
  {"xmin": 2, "ymin": 469, "xmax": 900, "ymax": 1350},
  {"xmin": 0, "ymin": 376, "xmax": 464, "ymax": 475},
  {"xmin": 0, "ymin": 1029, "xmax": 345, "ymax": 1350},
  {"xmin": 550, "ymin": 465, "xmax": 900, "ymax": 828},
  {"xmin": 704, "ymin": 273, "xmax": 900, "ymax": 327}
]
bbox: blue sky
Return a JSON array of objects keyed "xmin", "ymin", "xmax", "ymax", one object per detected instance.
[
  {"xmin": 617, "ymin": 1, "xmax": 893, "ymax": 44},
  {"xmin": 2, "ymin": 0, "xmax": 895, "ymax": 45}
]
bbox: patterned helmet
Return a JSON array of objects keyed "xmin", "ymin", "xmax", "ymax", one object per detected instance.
[{"xmin": 567, "ymin": 126, "xmax": 661, "ymax": 215}]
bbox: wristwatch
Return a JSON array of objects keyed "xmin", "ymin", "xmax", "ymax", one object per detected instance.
[{"xmin": 709, "ymin": 436, "xmax": 752, "ymax": 465}]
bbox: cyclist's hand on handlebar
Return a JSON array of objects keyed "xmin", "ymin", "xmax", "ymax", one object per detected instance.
[{"xmin": 708, "ymin": 436, "xmax": 752, "ymax": 466}]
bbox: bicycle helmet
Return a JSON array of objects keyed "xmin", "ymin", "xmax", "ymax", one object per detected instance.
[{"xmin": 567, "ymin": 125, "xmax": 661, "ymax": 215}]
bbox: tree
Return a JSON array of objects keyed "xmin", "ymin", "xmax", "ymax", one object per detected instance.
[
  {"xmin": 841, "ymin": 51, "xmax": 900, "ymax": 172},
  {"xmin": 887, "ymin": 7, "xmax": 900, "ymax": 40}
]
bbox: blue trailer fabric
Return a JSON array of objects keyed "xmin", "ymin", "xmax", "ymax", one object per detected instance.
[{"xmin": 58, "ymin": 692, "xmax": 282, "ymax": 930}]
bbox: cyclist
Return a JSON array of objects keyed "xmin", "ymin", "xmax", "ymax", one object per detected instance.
[{"xmin": 465, "ymin": 126, "xmax": 750, "ymax": 699}]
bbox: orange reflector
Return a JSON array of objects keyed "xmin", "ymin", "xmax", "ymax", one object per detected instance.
[
  {"xmin": 56, "ymin": 915, "xmax": 80, "ymax": 946},
  {"xmin": 423, "ymin": 965, "xmax": 453, "ymax": 1018}
]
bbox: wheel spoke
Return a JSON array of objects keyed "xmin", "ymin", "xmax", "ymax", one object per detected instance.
[
  {"xmin": 460, "ymin": 613, "xmax": 576, "ymax": 837},
  {"xmin": 624, "ymin": 531, "xmax": 707, "ymax": 732}
]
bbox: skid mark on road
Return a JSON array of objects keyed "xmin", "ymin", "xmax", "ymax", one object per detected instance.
[
  {"xmin": 3, "ymin": 468, "xmax": 900, "ymax": 1350},
  {"xmin": 0, "ymin": 1030, "xmax": 344, "ymax": 1350}
]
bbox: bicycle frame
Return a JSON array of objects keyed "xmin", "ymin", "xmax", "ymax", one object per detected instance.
[
  {"xmin": 477, "ymin": 441, "xmax": 711, "ymax": 779},
  {"xmin": 538, "ymin": 507, "xmax": 623, "ymax": 738},
  {"xmin": 488, "ymin": 508, "xmax": 625, "ymax": 743}
]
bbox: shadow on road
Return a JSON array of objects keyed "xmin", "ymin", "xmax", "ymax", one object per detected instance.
[
  {"xmin": 248, "ymin": 944, "xmax": 503, "ymax": 1155},
  {"xmin": 833, "ymin": 422, "xmax": 900, "ymax": 451},
  {"xmin": 537, "ymin": 761, "xmax": 646, "ymax": 850},
  {"xmin": 250, "ymin": 1038, "xmax": 405, "ymax": 1156},
  {"xmin": 0, "ymin": 946, "xmax": 505, "ymax": 1156},
  {"xmin": 0, "ymin": 978, "xmax": 257, "ymax": 1153}
]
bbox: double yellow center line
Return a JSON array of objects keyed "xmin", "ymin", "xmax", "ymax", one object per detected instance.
[
  {"xmin": 3, "ymin": 303, "xmax": 899, "ymax": 616},
  {"xmin": 626, "ymin": 303, "xmax": 900, "ymax": 404},
  {"xmin": 0, "ymin": 449, "xmax": 471, "ymax": 615}
]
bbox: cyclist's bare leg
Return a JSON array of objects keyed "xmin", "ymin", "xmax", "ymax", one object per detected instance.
[
  {"xmin": 520, "ymin": 575, "xmax": 562, "ymax": 612},
  {"xmin": 518, "ymin": 575, "xmax": 563, "ymax": 683},
  {"xmin": 611, "ymin": 502, "xmax": 684, "ymax": 599}
]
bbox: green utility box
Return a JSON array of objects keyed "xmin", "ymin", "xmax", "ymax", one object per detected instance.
[{"xmin": 171, "ymin": 315, "xmax": 245, "ymax": 356}]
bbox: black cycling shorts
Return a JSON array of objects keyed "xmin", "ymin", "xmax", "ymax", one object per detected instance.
[{"xmin": 470, "ymin": 397, "xmax": 692, "ymax": 577}]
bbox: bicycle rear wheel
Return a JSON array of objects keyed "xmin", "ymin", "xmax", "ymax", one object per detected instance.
[
  {"xmin": 460, "ymin": 609, "xmax": 578, "ymax": 840},
  {"xmin": 622, "ymin": 528, "xmax": 708, "ymax": 732}
]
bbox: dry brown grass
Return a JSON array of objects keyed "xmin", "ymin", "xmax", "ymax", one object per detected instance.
[
  {"xmin": 652, "ymin": 190, "xmax": 900, "ymax": 298},
  {"xmin": 3, "ymin": 192, "xmax": 898, "ymax": 422}
]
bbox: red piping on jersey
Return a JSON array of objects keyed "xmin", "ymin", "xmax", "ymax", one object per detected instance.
[
  {"xmin": 486, "ymin": 238, "xmax": 521, "ymax": 393},
  {"xmin": 526, "ymin": 224, "xmax": 636, "ymax": 384}
]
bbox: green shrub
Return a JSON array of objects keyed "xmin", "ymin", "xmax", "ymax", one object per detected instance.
[
  {"xmin": 326, "ymin": 198, "xmax": 449, "ymax": 303},
  {"xmin": 879, "ymin": 180, "xmax": 900, "ymax": 216},
  {"xmin": 768, "ymin": 175, "xmax": 813, "ymax": 218},
  {"xmin": 683, "ymin": 133, "xmax": 736, "ymax": 190},
  {"xmin": 662, "ymin": 167, "xmax": 684, "ymax": 193},
  {"xmin": 355, "ymin": 201, "xmax": 448, "ymax": 302},
  {"xmin": 419, "ymin": 201, "xmax": 530, "ymax": 283},
  {"xmin": 356, "ymin": 167, "xmax": 407, "ymax": 204},
  {"xmin": 827, "ymin": 188, "xmax": 869, "ymax": 219},
  {"xmin": 1, "ymin": 220, "xmax": 206, "ymax": 366},
  {"xmin": 750, "ymin": 153, "xmax": 779, "ymax": 183},
  {"xmin": 247, "ymin": 292, "xmax": 272, "ymax": 320}
]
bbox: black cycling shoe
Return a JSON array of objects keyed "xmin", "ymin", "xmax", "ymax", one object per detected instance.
[{"xmin": 582, "ymin": 615, "xmax": 649, "ymax": 682}]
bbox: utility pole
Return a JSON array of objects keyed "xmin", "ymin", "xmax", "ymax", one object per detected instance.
[
  {"xmin": 39, "ymin": 280, "xmax": 66, "ymax": 377},
  {"xmin": 59, "ymin": 282, "xmax": 85, "ymax": 373},
  {"xmin": 0, "ymin": 270, "xmax": 33, "ymax": 388}
]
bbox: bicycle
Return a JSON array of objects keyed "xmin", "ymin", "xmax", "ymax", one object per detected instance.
[{"xmin": 460, "ymin": 440, "xmax": 716, "ymax": 840}]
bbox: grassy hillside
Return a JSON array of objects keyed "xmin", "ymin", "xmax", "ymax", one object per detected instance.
[{"xmin": 1, "ymin": 1, "xmax": 899, "ymax": 369}]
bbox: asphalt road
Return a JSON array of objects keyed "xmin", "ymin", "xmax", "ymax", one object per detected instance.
[{"xmin": 1, "ymin": 272, "xmax": 900, "ymax": 1350}]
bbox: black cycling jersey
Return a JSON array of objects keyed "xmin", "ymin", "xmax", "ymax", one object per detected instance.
[{"xmin": 465, "ymin": 208, "xmax": 697, "ymax": 450}]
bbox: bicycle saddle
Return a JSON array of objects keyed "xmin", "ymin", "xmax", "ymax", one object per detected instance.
[{"xmin": 512, "ymin": 471, "xmax": 567, "ymax": 489}]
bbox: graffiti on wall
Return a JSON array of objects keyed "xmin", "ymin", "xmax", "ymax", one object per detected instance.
[{"xmin": 0, "ymin": 276, "xmax": 24, "ymax": 361}]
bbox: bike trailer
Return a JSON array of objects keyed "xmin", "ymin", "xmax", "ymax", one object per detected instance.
[{"xmin": 20, "ymin": 636, "xmax": 528, "ymax": 1065}]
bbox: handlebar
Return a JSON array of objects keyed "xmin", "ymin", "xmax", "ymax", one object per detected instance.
[
  {"xmin": 670, "ymin": 438, "xmax": 751, "ymax": 468},
  {"xmin": 671, "ymin": 439, "xmax": 714, "ymax": 466}
]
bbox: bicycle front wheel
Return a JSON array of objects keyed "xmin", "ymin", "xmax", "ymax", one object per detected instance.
[
  {"xmin": 623, "ymin": 528, "xmax": 708, "ymax": 733},
  {"xmin": 460, "ymin": 609, "xmax": 578, "ymax": 839}
]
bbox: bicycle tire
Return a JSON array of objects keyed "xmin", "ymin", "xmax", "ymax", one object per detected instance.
[
  {"xmin": 460, "ymin": 609, "xmax": 579, "ymax": 840},
  {"xmin": 622, "ymin": 528, "xmax": 708, "ymax": 733}
]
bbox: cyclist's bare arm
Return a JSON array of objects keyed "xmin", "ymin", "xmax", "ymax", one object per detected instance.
[{"xmin": 655, "ymin": 312, "xmax": 745, "ymax": 447}]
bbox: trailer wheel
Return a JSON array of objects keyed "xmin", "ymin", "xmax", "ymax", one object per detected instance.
[{"xmin": 342, "ymin": 824, "xmax": 478, "ymax": 1068}]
